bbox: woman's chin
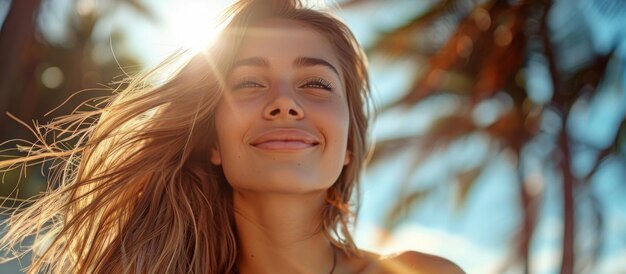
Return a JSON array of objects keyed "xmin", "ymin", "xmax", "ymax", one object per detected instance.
[
  {"xmin": 223, "ymin": 163, "xmax": 340, "ymax": 195},
  {"xmin": 231, "ymin": 175, "xmax": 333, "ymax": 195}
]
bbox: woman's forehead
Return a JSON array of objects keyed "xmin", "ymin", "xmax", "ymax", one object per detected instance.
[{"xmin": 235, "ymin": 19, "xmax": 340, "ymax": 64}]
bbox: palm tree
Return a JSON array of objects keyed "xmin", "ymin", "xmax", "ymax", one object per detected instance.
[
  {"xmin": 0, "ymin": 1, "xmax": 158, "ymax": 272},
  {"xmin": 0, "ymin": 0, "xmax": 157, "ymax": 140},
  {"xmin": 0, "ymin": 0, "xmax": 157, "ymax": 200},
  {"xmin": 343, "ymin": 0, "xmax": 625, "ymax": 273}
]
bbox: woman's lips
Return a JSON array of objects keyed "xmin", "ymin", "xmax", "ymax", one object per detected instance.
[
  {"xmin": 250, "ymin": 129, "xmax": 320, "ymax": 150},
  {"xmin": 253, "ymin": 140, "xmax": 316, "ymax": 150}
]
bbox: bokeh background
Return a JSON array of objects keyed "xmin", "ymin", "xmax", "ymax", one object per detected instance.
[{"xmin": 1, "ymin": 0, "xmax": 625, "ymax": 273}]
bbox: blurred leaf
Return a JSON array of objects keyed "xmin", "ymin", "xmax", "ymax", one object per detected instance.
[
  {"xmin": 484, "ymin": 107, "xmax": 530, "ymax": 150},
  {"xmin": 472, "ymin": 4, "xmax": 527, "ymax": 102},
  {"xmin": 368, "ymin": 0, "xmax": 462, "ymax": 57},
  {"xmin": 381, "ymin": 0, "xmax": 517, "ymax": 109},
  {"xmin": 368, "ymin": 136, "xmax": 420, "ymax": 164},
  {"xmin": 422, "ymin": 114, "xmax": 476, "ymax": 149},
  {"xmin": 584, "ymin": 118, "xmax": 626, "ymax": 182},
  {"xmin": 454, "ymin": 166, "xmax": 483, "ymax": 211},
  {"xmin": 381, "ymin": 187, "xmax": 434, "ymax": 241},
  {"xmin": 369, "ymin": 111, "xmax": 476, "ymax": 166}
]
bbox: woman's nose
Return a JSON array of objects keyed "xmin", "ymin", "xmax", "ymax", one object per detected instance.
[{"xmin": 263, "ymin": 90, "xmax": 304, "ymax": 120}]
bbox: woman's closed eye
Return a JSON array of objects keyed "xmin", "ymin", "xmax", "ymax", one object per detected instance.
[
  {"xmin": 234, "ymin": 79, "xmax": 265, "ymax": 89},
  {"xmin": 232, "ymin": 77, "xmax": 334, "ymax": 91},
  {"xmin": 299, "ymin": 77, "xmax": 334, "ymax": 91}
]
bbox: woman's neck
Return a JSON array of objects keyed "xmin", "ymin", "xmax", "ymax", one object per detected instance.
[{"xmin": 233, "ymin": 190, "xmax": 337, "ymax": 274}]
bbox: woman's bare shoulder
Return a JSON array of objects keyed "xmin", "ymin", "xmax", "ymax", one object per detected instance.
[{"xmin": 355, "ymin": 250, "xmax": 465, "ymax": 274}]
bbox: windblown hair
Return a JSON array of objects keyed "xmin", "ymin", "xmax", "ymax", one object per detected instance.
[{"xmin": 0, "ymin": 0, "xmax": 370, "ymax": 273}]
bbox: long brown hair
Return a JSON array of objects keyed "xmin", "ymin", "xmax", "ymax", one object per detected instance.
[{"xmin": 0, "ymin": 0, "xmax": 370, "ymax": 273}]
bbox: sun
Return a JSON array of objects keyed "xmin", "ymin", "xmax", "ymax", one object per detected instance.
[{"xmin": 162, "ymin": 0, "xmax": 232, "ymax": 53}]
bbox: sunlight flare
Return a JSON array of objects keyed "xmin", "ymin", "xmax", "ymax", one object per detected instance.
[{"xmin": 162, "ymin": 0, "xmax": 230, "ymax": 54}]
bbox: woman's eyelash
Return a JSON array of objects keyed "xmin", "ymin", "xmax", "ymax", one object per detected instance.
[
  {"xmin": 233, "ymin": 77, "xmax": 334, "ymax": 90},
  {"xmin": 234, "ymin": 78, "xmax": 264, "ymax": 89},
  {"xmin": 301, "ymin": 78, "xmax": 333, "ymax": 90}
]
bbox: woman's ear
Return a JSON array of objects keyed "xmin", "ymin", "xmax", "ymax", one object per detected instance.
[
  {"xmin": 344, "ymin": 149, "xmax": 351, "ymax": 166},
  {"xmin": 210, "ymin": 147, "xmax": 222, "ymax": 165}
]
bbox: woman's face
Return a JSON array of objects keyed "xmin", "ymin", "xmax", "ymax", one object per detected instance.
[{"xmin": 211, "ymin": 19, "xmax": 350, "ymax": 194}]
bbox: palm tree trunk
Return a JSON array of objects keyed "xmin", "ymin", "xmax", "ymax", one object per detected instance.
[
  {"xmin": 559, "ymin": 125, "xmax": 575, "ymax": 274},
  {"xmin": 538, "ymin": 0, "xmax": 576, "ymax": 271},
  {"xmin": 517, "ymin": 170, "xmax": 536, "ymax": 274},
  {"xmin": 0, "ymin": 0, "xmax": 42, "ymax": 137}
]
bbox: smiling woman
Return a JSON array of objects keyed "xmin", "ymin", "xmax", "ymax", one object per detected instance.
[
  {"xmin": 0, "ymin": 0, "xmax": 463, "ymax": 273},
  {"xmin": 213, "ymin": 20, "xmax": 351, "ymax": 196}
]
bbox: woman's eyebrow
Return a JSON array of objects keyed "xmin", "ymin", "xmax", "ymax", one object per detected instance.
[
  {"xmin": 293, "ymin": 57, "xmax": 339, "ymax": 77},
  {"xmin": 232, "ymin": 57, "xmax": 269, "ymax": 69},
  {"xmin": 231, "ymin": 56, "xmax": 340, "ymax": 77}
]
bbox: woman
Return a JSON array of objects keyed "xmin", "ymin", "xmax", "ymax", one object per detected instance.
[{"xmin": 0, "ymin": 0, "xmax": 464, "ymax": 273}]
